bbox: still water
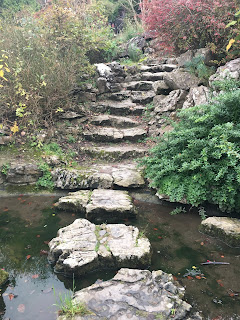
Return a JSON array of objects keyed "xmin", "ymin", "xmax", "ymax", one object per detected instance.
[{"xmin": 0, "ymin": 193, "xmax": 239, "ymax": 320}]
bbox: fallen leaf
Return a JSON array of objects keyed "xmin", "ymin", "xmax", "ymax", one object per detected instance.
[
  {"xmin": 44, "ymin": 241, "xmax": 49, "ymax": 245},
  {"xmin": 229, "ymin": 293, "xmax": 235, "ymax": 297},
  {"xmin": 158, "ymin": 236, "xmax": 162, "ymax": 239},
  {"xmin": 173, "ymin": 276, "xmax": 177, "ymax": 281},
  {"xmin": 200, "ymin": 242, "xmax": 204, "ymax": 246},
  {"xmin": 36, "ymin": 235, "xmax": 40, "ymax": 238},
  {"xmin": 187, "ymin": 276, "xmax": 193, "ymax": 280},
  {"xmin": 26, "ymin": 255, "xmax": 31, "ymax": 260},
  {"xmin": 17, "ymin": 197, "xmax": 22, "ymax": 201},
  {"xmin": 40, "ymin": 250, "xmax": 48, "ymax": 255},
  {"xmin": 3, "ymin": 207, "xmax": 8, "ymax": 212},
  {"xmin": 220, "ymin": 255, "xmax": 224, "ymax": 258},
  {"xmin": 153, "ymin": 228, "xmax": 158, "ymax": 231},
  {"xmin": 32, "ymin": 274, "xmax": 39, "ymax": 279},
  {"xmin": 17, "ymin": 304, "xmax": 25, "ymax": 313},
  {"xmin": 71, "ymin": 213, "xmax": 75, "ymax": 217},
  {"xmin": 195, "ymin": 276, "xmax": 202, "ymax": 280},
  {"xmin": 8, "ymin": 293, "xmax": 14, "ymax": 300}
]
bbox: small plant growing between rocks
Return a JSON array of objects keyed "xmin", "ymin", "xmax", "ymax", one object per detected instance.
[
  {"xmin": 36, "ymin": 162, "xmax": 54, "ymax": 190},
  {"xmin": 1, "ymin": 163, "xmax": 10, "ymax": 176},
  {"xmin": 170, "ymin": 207, "xmax": 186, "ymax": 215}
]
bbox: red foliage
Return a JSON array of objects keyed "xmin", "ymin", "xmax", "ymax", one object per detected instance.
[{"xmin": 140, "ymin": 0, "xmax": 237, "ymax": 53}]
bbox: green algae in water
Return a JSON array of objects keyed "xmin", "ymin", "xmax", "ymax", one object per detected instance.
[{"xmin": 0, "ymin": 270, "xmax": 8, "ymax": 287}]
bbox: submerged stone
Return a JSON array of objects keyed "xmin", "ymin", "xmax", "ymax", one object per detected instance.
[
  {"xmin": 0, "ymin": 269, "xmax": 9, "ymax": 286},
  {"xmin": 48, "ymin": 219, "xmax": 151, "ymax": 276},
  {"xmin": 199, "ymin": 217, "xmax": 240, "ymax": 247},
  {"xmin": 57, "ymin": 268, "xmax": 201, "ymax": 320}
]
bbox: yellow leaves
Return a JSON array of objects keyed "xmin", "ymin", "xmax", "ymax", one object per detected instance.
[
  {"xmin": 226, "ymin": 39, "xmax": 235, "ymax": 51},
  {"xmin": 10, "ymin": 121, "xmax": 19, "ymax": 134}
]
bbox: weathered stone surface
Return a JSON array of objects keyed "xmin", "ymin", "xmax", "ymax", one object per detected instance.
[
  {"xmin": 90, "ymin": 115, "xmax": 139, "ymax": 128},
  {"xmin": 0, "ymin": 269, "xmax": 9, "ymax": 286},
  {"xmin": 83, "ymin": 126, "xmax": 147, "ymax": 142},
  {"xmin": 141, "ymin": 71, "xmax": 165, "ymax": 81},
  {"xmin": 124, "ymin": 81, "xmax": 154, "ymax": 91},
  {"xmin": 55, "ymin": 190, "xmax": 90, "ymax": 212},
  {"xmin": 57, "ymin": 268, "xmax": 201, "ymax": 320},
  {"xmin": 154, "ymin": 89, "xmax": 188, "ymax": 113},
  {"xmin": 183, "ymin": 86, "xmax": 209, "ymax": 109},
  {"xmin": 195, "ymin": 48, "xmax": 213, "ymax": 66},
  {"xmin": 0, "ymin": 136, "xmax": 11, "ymax": 145},
  {"xmin": 177, "ymin": 50, "xmax": 194, "ymax": 67},
  {"xmin": 108, "ymin": 90, "xmax": 131, "ymax": 101},
  {"xmin": 52, "ymin": 164, "xmax": 145, "ymax": 190},
  {"xmin": 153, "ymin": 80, "xmax": 171, "ymax": 95},
  {"xmin": 163, "ymin": 69, "xmax": 201, "ymax": 90},
  {"xmin": 77, "ymin": 92, "xmax": 97, "ymax": 102},
  {"xmin": 209, "ymin": 58, "xmax": 240, "ymax": 85},
  {"xmin": 140, "ymin": 64, "xmax": 177, "ymax": 73},
  {"xmin": 199, "ymin": 217, "xmax": 240, "ymax": 247},
  {"xmin": 96, "ymin": 77, "xmax": 111, "ymax": 94},
  {"xmin": 86, "ymin": 189, "xmax": 137, "ymax": 221},
  {"xmin": 131, "ymin": 90, "xmax": 155, "ymax": 104},
  {"xmin": 112, "ymin": 166, "xmax": 145, "ymax": 188},
  {"xmin": 60, "ymin": 111, "xmax": 84, "ymax": 119},
  {"xmin": 6, "ymin": 163, "xmax": 41, "ymax": 185},
  {"xmin": 48, "ymin": 219, "xmax": 151, "ymax": 276},
  {"xmin": 95, "ymin": 63, "xmax": 112, "ymax": 78},
  {"xmin": 91, "ymin": 100, "xmax": 145, "ymax": 116},
  {"xmin": 80, "ymin": 145, "xmax": 147, "ymax": 161},
  {"xmin": 118, "ymin": 36, "xmax": 147, "ymax": 58}
]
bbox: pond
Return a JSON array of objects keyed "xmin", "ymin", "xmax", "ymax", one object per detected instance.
[{"xmin": 0, "ymin": 193, "xmax": 239, "ymax": 320}]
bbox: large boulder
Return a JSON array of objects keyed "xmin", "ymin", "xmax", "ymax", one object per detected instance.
[
  {"xmin": 209, "ymin": 58, "xmax": 240, "ymax": 85},
  {"xmin": 154, "ymin": 89, "xmax": 188, "ymax": 113},
  {"xmin": 182, "ymin": 86, "xmax": 210, "ymax": 109},
  {"xmin": 163, "ymin": 69, "xmax": 201, "ymax": 91},
  {"xmin": 6, "ymin": 163, "xmax": 41, "ymax": 185},
  {"xmin": 57, "ymin": 268, "xmax": 202, "ymax": 320},
  {"xmin": 199, "ymin": 217, "xmax": 240, "ymax": 247},
  {"xmin": 48, "ymin": 219, "xmax": 152, "ymax": 276}
]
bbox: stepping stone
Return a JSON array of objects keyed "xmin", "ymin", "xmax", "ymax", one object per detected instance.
[
  {"xmin": 79, "ymin": 145, "xmax": 147, "ymax": 161},
  {"xmin": 199, "ymin": 217, "xmax": 240, "ymax": 247},
  {"xmin": 91, "ymin": 100, "xmax": 145, "ymax": 115},
  {"xmin": 57, "ymin": 268, "xmax": 201, "ymax": 320},
  {"xmin": 140, "ymin": 64, "xmax": 178, "ymax": 73},
  {"xmin": 131, "ymin": 91, "xmax": 155, "ymax": 104},
  {"xmin": 52, "ymin": 163, "xmax": 145, "ymax": 190},
  {"xmin": 108, "ymin": 91, "xmax": 131, "ymax": 101},
  {"xmin": 141, "ymin": 72, "xmax": 165, "ymax": 81},
  {"xmin": 48, "ymin": 219, "xmax": 151, "ymax": 276},
  {"xmin": 90, "ymin": 114, "xmax": 139, "ymax": 128},
  {"xmin": 123, "ymin": 81, "xmax": 154, "ymax": 91},
  {"xmin": 83, "ymin": 127, "xmax": 147, "ymax": 142}
]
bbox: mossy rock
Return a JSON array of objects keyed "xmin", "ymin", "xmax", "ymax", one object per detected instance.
[
  {"xmin": 199, "ymin": 217, "xmax": 240, "ymax": 247},
  {"xmin": 0, "ymin": 269, "xmax": 9, "ymax": 286}
]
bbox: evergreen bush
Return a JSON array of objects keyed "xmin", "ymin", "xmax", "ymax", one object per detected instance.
[{"xmin": 142, "ymin": 82, "xmax": 240, "ymax": 213}]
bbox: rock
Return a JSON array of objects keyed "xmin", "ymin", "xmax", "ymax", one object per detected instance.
[
  {"xmin": 177, "ymin": 50, "xmax": 194, "ymax": 67},
  {"xmin": 57, "ymin": 268, "xmax": 201, "ymax": 320},
  {"xmin": 91, "ymin": 100, "xmax": 145, "ymax": 116},
  {"xmin": 108, "ymin": 61, "xmax": 126, "ymax": 78},
  {"xmin": 95, "ymin": 63, "xmax": 112, "ymax": 78},
  {"xmin": 52, "ymin": 164, "xmax": 145, "ymax": 190},
  {"xmin": 141, "ymin": 72, "xmax": 165, "ymax": 81},
  {"xmin": 77, "ymin": 92, "xmax": 96, "ymax": 103},
  {"xmin": 48, "ymin": 219, "xmax": 151, "ymax": 276},
  {"xmin": 199, "ymin": 217, "xmax": 240, "ymax": 247},
  {"xmin": 124, "ymin": 81, "xmax": 154, "ymax": 91},
  {"xmin": 163, "ymin": 69, "xmax": 201, "ymax": 90},
  {"xmin": 153, "ymin": 80, "xmax": 171, "ymax": 95},
  {"xmin": 6, "ymin": 163, "xmax": 41, "ymax": 185},
  {"xmin": 118, "ymin": 36, "xmax": 147, "ymax": 58},
  {"xmin": 154, "ymin": 89, "xmax": 188, "ymax": 113},
  {"xmin": 96, "ymin": 77, "xmax": 111, "ymax": 94},
  {"xmin": 90, "ymin": 114, "xmax": 139, "ymax": 128},
  {"xmin": 60, "ymin": 111, "xmax": 83, "ymax": 120},
  {"xmin": 86, "ymin": 189, "xmax": 137, "ymax": 222},
  {"xmin": 195, "ymin": 48, "xmax": 213, "ymax": 66},
  {"xmin": 55, "ymin": 190, "xmax": 90, "ymax": 212},
  {"xmin": 131, "ymin": 91, "xmax": 155, "ymax": 104},
  {"xmin": 209, "ymin": 58, "xmax": 240, "ymax": 86},
  {"xmin": 0, "ymin": 269, "xmax": 8, "ymax": 286},
  {"xmin": 183, "ymin": 86, "xmax": 210, "ymax": 109}
]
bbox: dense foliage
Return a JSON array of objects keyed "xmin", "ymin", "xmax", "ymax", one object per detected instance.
[
  {"xmin": 0, "ymin": 0, "xmax": 114, "ymax": 129},
  {"xmin": 142, "ymin": 81, "xmax": 240, "ymax": 213},
  {"xmin": 140, "ymin": 0, "xmax": 237, "ymax": 55}
]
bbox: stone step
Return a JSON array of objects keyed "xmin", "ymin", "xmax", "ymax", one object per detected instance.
[
  {"xmin": 108, "ymin": 91, "xmax": 131, "ymax": 101},
  {"xmin": 140, "ymin": 64, "xmax": 177, "ymax": 73},
  {"xmin": 83, "ymin": 126, "xmax": 147, "ymax": 142},
  {"xmin": 131, "ymin": 91, "xmax": 155, "ymax": 104},
  {"xmin": 79, "ymin": 145, "xmax": 148, "ymax": 161},
  {"xmin": 52, "ymin": 163, "xmax": 145, "ymax": 190},
  {"xmin": 122, "ymin": 81, "xmax": 154, "ymax": 91},
  {"xmin": 91, "ymin": 100, "xmax": 145, "ymax": 116},
  {"xmin": 140, "ymin": 72, "xmax": 165, "ymax": 81},
  {"xmin": 90, "ymin": 114, "xmax": 140, "ymax": 128}
]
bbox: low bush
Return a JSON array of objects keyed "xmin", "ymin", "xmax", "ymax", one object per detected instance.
[{"xmin": 142, "ymin": 81, "xmax": 240, "ymax": 213}]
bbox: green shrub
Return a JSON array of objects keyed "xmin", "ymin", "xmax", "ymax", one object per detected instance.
[
  {"xmin": 185, "ymin": 55, "xmax": 215, "ymax": 85},
  {"xmin": 142, "ymin": 82, "xmax": 240, "ymax": 213}
]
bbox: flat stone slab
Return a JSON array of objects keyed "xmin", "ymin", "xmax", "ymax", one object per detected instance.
[
  {"xmin": 52, "ymin": 163, "xmax": 145, "ymax": 190},
  {"xmin": 83, "ymin": 126, "xmax": 146, "ymax": 142},
  {"xmin": 91, "ymin": 100, "xmax": 145, "ymax": 116},
  {"xmin": 199, "ymin": 217, "xmax": 240, "ymax": 247},
  {"xmin": 131, "ymin": 90, "xmax": 155, "ymax": 104},
  {"xmin": 90, "ymin": 114, "xmax": 139, "ymax": 128},
  {"xmin": 48, "ymin": 219, "xmax": 151, "ymax": 276},
  {"xmin": 56, "ymin": 189, "xmax": 137, "ymax": 222},
  {"xmin": 80, "ymin": 145, "xmax": 147, "ymax": 161},
  {"xmin": 57, "ymin": 268, "xmax": 201, "ymax": 320}
]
